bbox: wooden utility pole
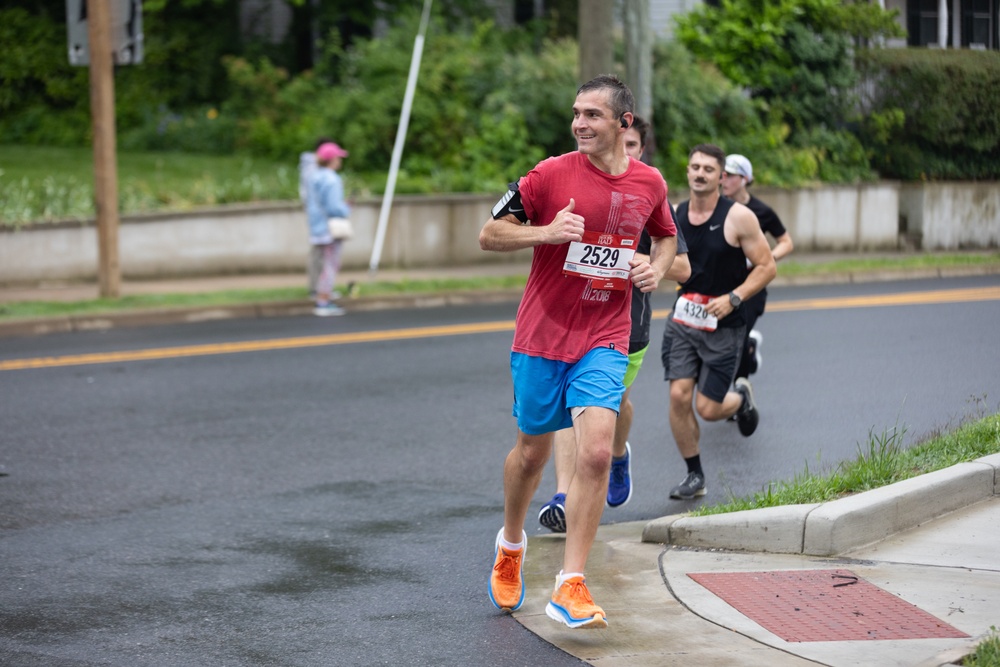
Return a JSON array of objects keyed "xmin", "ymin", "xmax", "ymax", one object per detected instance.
[
  {"xmin": 578, "ymin": 0, "xmax": 614, "ymax": 84},
  {"xmin": 87, "ymin": 0, "xmax": 121, "ymax": 297}
]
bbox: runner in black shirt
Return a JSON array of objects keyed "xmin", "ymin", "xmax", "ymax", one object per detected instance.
[{"xmin": 721, "ymin": 154, "xmax": 794, "ymax": 380}]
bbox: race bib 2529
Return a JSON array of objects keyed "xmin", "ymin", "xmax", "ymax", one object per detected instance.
[{"xmin": 563, "ymin": 231, "xmax": 636, "ymax": 291}]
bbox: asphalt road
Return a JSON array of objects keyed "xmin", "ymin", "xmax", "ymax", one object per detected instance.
[{"xmin": 1, "ymin": 276, "xmax": 999, "ymax": 666}]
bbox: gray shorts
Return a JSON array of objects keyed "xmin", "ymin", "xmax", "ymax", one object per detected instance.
[{"xmin": 661, "ymin": 318, "xmax": 745, "ymax": 404}]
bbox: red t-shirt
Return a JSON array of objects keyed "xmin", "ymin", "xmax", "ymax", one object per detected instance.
[{"xmin": 513, "ymin": 152, "xmax": 676, "ymax": 362}]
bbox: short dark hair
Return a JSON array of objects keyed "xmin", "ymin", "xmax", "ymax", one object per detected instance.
[
  {"xmin": 577, "ymin": 74, "xmax": 635, "ymax": 120},
  {"xmin": 689, "ymin": 143, "xmax": 726, "ymax": 170},
  {"xmin": 630, "ymin": 115, "xmax": 650, "ymax": 149}
]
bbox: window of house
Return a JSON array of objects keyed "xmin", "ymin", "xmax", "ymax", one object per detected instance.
[
  {"xmin": 961, "ymin": 0, "xmax": 996, "ymax": 48},
  {"xmin": 908, "ymin": 0, "xmax": 951, "ymax": 45}
]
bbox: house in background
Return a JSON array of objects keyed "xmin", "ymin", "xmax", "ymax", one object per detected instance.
[
  {"xmin": 647, "ymin": 0, "xmax": 997, "ymax": 49},
  {"xmin": 885, "ymin": 0, "xmax": 998, "ymax": 49},
  {"xmin": 236, "ymin": 0, "xmax": 998, "ymax": 52}
]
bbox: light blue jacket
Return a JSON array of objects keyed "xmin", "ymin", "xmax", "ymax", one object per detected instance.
[{"xmin": 306, "ymin": 166, "xmax": 351, "ymax": 245}]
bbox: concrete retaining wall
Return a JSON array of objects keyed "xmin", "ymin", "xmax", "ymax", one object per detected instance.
[{"xmin": 2, "ymin": 182, "xmax": 997, "ymax": 284}]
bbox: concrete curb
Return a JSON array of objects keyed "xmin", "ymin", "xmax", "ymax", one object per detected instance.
[{"xmin": 642, "ymin": 453, "xmax": 1000, "ymax": 556}]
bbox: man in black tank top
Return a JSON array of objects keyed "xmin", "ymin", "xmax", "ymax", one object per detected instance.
[{"xmin": 660, "ymin": 144, "xmax": 777, "ymax": 501}]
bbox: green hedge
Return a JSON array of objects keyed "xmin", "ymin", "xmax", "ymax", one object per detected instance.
[{"xmin": 857, "ymin": 48, "xmax": 1000, "ymax": 180}]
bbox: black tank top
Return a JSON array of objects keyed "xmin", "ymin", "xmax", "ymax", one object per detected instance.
[{"xmin": 676, "ymin": 197, "xmax": 748, "ymax": 328}]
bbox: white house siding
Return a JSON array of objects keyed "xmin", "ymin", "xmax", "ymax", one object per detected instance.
[{"xmin": 650, "ymin": 0, "xmax": 704, "ymax": 39}]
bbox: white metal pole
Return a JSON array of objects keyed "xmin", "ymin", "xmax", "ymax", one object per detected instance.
[
  {"xmin": 368, "ymin": 0, "xmax": 432, "ymax": 276},
  {"xmin": 938, "ymin": 0, "xmax": 948, "ymax": 47}
]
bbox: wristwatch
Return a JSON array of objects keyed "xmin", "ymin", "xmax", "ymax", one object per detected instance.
[{"xmin": 729, "ymin": 292, "xmax": 742, "ymax": 307}]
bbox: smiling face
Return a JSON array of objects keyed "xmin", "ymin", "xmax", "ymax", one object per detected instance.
[
  {"xmin": 687, "ymin": 151, "xmax": 724, "ymax": 195},
  {"xmin": 571, "ymin": 89, "xmax": 623, "ymax": 158}
]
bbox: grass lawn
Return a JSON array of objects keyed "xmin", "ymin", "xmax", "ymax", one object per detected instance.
[
  {"xmin": 0, "ymin": 144, "xmax": 297, "ymax": 225},
  {"xmin": 694, "ymin": 409, "xmax": 1000, "ymax": 517}
]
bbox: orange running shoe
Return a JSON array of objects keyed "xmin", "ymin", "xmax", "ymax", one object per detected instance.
[
  {"xmin": 489, "ymin": 528, "xmax": 526, "ymax": 612},
  {"xmin": 545, "ymin": 575, "xmax": 607, "ymax": 629}
]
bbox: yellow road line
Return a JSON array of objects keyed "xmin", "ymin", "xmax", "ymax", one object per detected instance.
[
  {"xmin": 652, "ymin": 286, "xmax": 1000, "ymax": 319},
  {"xmin": 0, "ymin": 321, "xmax": 515, "ymax": 371},
  {"xmin": 762, "ymin": 286, "xmax": 1000, "ymax": 312},
  {"xmin": 3, "ymin": 286, "xmax": 999, "ymax": 372}
]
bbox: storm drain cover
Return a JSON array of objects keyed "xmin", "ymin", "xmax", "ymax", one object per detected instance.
[{"xmin": 687, "ymin": 568, "xmax": 970, "ymax": 642}]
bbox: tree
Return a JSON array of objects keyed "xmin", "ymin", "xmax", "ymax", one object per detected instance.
[
  {"xmin": 622, "ymin": 0, "xmax": 653, "ymax": 153},
  {"xmin": 577, "ymin": 0, "xmax": 613, "ymax": 84}
]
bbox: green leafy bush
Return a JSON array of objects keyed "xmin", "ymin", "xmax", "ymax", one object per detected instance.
[
  {"xmin": 201, "ymin": 9, "xmax": 567, "ymax": 194},
  {"xmin": 857, "ymin": 48, "xmax": 1000, "ymax": 180},
  {"xmin": 676, "ymin": 0, "xmax": 902, "ymax": 129},
  {"xmin": 674, "ymin": 0, "xmax": 902, "ymax": 183},
  {"xmin": 0, "ymin": 8, "xmax": 90, "ymax": 145},
  {"xmin": 650, "ymin": 41, "xmax": 830, "ymax": 187}
]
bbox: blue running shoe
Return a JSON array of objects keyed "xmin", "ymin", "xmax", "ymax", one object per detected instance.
[
  {"xmin": 606, "ymin": 442, "xmax": 633, "ymax": 508},
  {"xmin": 538, "ymin": 493, "xmax": 566, "ymax": 533}
]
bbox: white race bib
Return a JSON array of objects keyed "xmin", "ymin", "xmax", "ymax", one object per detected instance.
[
  {"xmin": 563, "ymin": 231, "xmax": 637, "ymax": 291},
  {"xmin": 672, "ymin": 293, "xmax": 718, "ymax": 331}
]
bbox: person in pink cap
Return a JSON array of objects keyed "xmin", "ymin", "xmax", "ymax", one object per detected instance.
[{"xmin": 305, "ymin": 142, "xmax": 351, "ymax": 316}]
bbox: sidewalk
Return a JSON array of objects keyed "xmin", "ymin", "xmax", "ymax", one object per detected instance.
[{"xmin": 518, "ymin": 456, "xmax": 1000, "ymax": 667}]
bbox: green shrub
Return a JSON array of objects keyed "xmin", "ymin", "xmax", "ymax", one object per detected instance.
[
  {"xmin": 650, "ymin": 40, "xmax": 837, "ymax": 188},
  {"xmin": 0, "ymin": 8, "xmax": 90, "ymax": 145},
  {"xmin": 673, "ymin": 0, "xmax": 901, "ymax": 183},
  {"xmin": 675, "ymin": 0, "xmax": 902, "ymax": 133},
  {"xmin": 857, "ymin": 48, "xmax": 1000, "ymax": 180},
  {"xmin": 204, "ymin": 8, "xmax": 565, "ymax": 194}
]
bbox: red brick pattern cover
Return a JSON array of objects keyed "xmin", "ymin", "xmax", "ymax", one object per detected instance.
[{"xmin": 687, "ymin": 569, "xmax": 970, "ymax": 642}]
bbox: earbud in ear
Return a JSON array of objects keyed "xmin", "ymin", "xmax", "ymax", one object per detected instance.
[{"xmin": 621, "ymin": 117, "xmax": 629, "ymax": 129}]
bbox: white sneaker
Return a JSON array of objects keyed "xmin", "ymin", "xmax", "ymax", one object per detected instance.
[
  {"xmin": 749, "ymin": 329, "xmax": 763, "ymax": 372},
  {"xmin": 313, "ymin": 304, "xmax": 345, "ymax": 317}
]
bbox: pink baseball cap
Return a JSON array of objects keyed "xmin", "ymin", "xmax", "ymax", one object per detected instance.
[{"xmin": 316, "ymin": 142, "xmax": 349, "ymax": 161}]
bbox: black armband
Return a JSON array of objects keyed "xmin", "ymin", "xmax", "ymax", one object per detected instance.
[{"xmin": 491, "ymin": 181, "xmax": 528, "ymax": 223}]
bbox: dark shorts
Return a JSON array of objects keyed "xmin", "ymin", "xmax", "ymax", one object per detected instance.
[{"xmin": 661, "ymin": 318, "xmax": 745, "ymax": 404}]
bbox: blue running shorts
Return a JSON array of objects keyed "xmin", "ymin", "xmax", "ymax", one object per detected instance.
[{"xmin": 511, "ymin": 347, "xmax": 628, "ymax": 435}]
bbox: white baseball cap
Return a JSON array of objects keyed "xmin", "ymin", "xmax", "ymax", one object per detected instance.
[{"xmin": 725, "ymin": 154, "xmax": 753, "ymax": 184}]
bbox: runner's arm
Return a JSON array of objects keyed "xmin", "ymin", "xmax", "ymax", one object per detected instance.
[
  {"xmin": 664, "ymin": 250, "xmax": 691, "ymax": 283},
  {"xmin": 632, "ymin": 234, "xmax": 677, "ymax": 293},
  {"xmin": 771, "ymin": 231, "xmax": 794, "ymax": 262},
  {"xmin": 479, "ymin": 199, "xmax": 584, "ymax": 252},
  {"xmin": 711, "ymin": 205, "xmax": 776, "ymax": 318}
]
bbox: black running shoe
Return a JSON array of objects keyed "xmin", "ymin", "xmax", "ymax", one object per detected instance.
[
  {"xmin": 669, "ymin": 471, "xmax": 706, "ymax": 500},
  {"xmin": 735, "ymin": 377, "xmax": 759, "ymax": 436},
  {"xmin": 538, "ymin": 493, "xmax": 566, "ymax": 533}
]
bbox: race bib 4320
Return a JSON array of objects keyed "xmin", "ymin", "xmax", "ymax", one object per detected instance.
[
  {"xmin": 563, "ymin": 231, "xmax": 637, "ymax": 291},
  {"xmin": 672, "ymin": 293, "xmax": 718, "ymax": 331}
]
